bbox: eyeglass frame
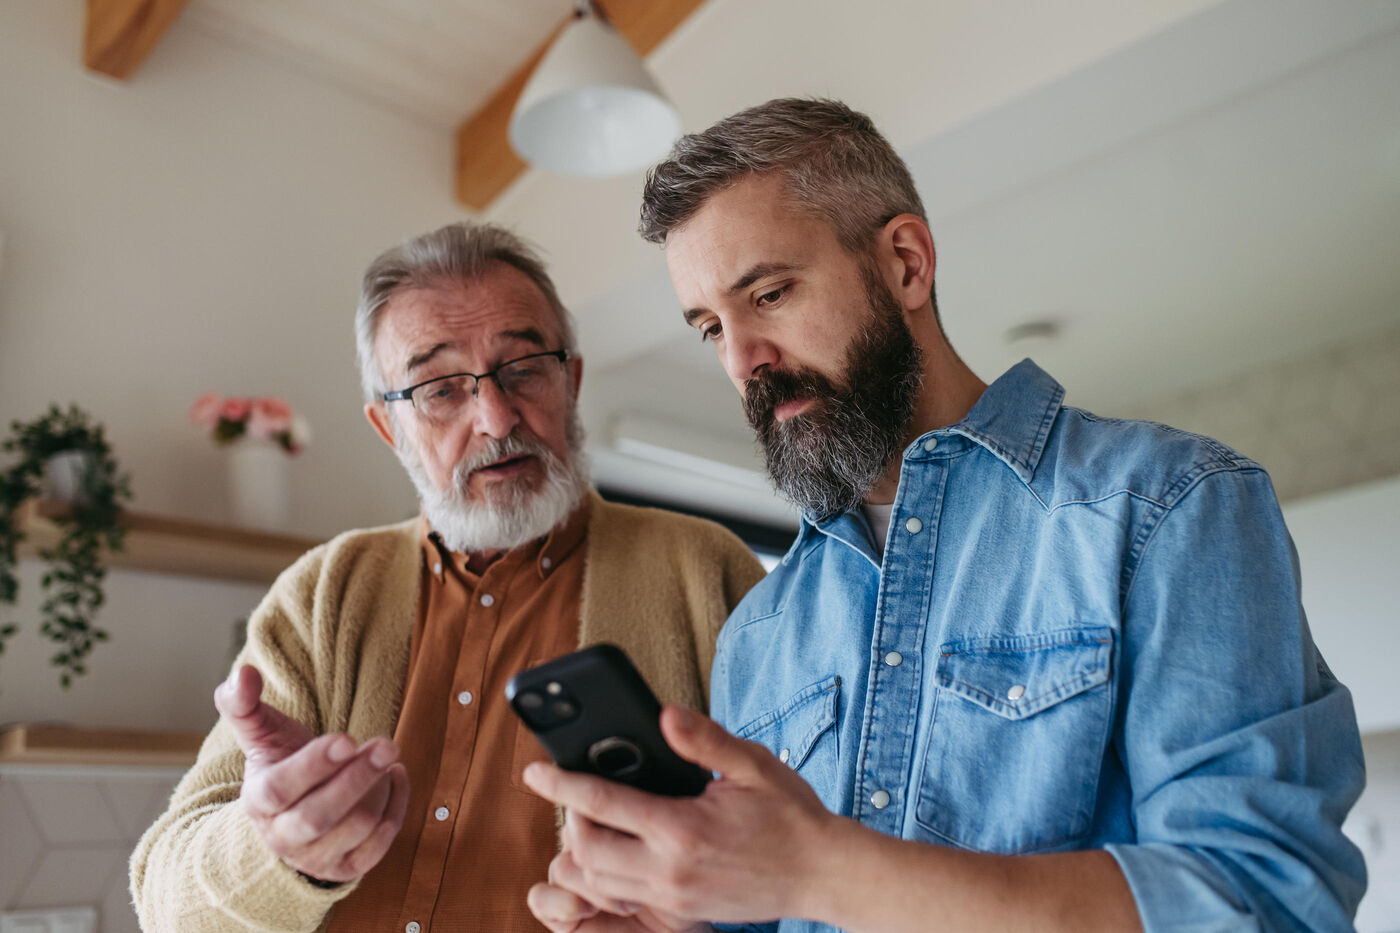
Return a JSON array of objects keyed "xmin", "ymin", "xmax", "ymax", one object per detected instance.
[{"xmin": 380, "ymin": 348, "xmax": 572, "ymax": 411}]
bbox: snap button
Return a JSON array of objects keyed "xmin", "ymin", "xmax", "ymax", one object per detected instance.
[
  {"xmin": 778, "ymin": 748, "xmax": 790, "ymax": 764},
  {"xmin": 1007, "ymin": 684, "xmax": 1026, "ymax": 701},
  {"xmin": 479, "ymin": 593, "xmax": 494, "ymax": 607},
  {"xmin": 905, "ymin": 517, "xmax": 923, "ymax": 534},
  {"xmin": 884, "ymin": 651, "xmax": 903, "ymax": 667},
  {"xmin": 457, "ymin": 691, "xmax": 473, "ymax": 706},
  {"xmin": 870, "ymin": 790, "xmax": 891, "ymax": 809},
  {"xmin": 923, "ymin": 438, "xmax": 938, "ymax": 452},
  {"xmin": 541, "ymin": 557, "xmax": 552, "ymax": 570}
]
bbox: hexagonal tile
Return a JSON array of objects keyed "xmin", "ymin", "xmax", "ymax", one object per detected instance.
[{"xmin": 0, "ymin": 778, "xmax": 45, "ymax": 907}]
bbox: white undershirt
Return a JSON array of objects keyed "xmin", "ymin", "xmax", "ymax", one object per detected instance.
[{"xmin": 864, "ymin": 501, "xmax": 895, "ymax": 558}]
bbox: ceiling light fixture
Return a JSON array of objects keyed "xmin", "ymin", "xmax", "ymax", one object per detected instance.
[{"xmin": 509, "ymin": 0, "xmax": 682, "ymax": 177}]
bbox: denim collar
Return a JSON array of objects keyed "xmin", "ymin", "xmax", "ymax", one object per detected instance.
[
  {"xmin": 797, "ymin": 359, "xmax": 1065, "ymax": 539},
  {"xmin": 945, "ymin": 358, "xmax": 1064, "ymax": 485}
]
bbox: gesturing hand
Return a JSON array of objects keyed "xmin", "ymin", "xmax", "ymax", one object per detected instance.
[
  {"xmin": 214, "ymin": 664, "xmax": 410, "ymax": 884},
  {"xmin": 523, "ymin": 705, "xmax": 838, "ymax": 926}
]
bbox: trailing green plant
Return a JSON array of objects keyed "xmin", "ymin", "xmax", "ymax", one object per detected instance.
[{"xmin": 0, "ymin": 404, "xmax": 131, "ymax": 688}]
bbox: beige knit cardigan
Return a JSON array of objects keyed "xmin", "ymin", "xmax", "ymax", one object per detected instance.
[{"xmin": 129, "ymin": 493, "xmax": 765, "ymax": 932}]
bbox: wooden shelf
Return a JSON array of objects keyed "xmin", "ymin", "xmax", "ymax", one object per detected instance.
[
  {"xmin": 0, "ymin": 724, "xmax": 203, "ymax": 768},
  {"xmin": 16, "ymin": 499, "xmax": 322, "ymax": 585}
]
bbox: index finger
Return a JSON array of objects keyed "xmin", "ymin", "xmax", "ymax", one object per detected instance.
[
  {"xmin": 522, "ymin": 763, "xmax": 671, "ymax": 838},
  {"xmin": 242, "ymin": 733, "xmax": 360, "ymax": 818}
]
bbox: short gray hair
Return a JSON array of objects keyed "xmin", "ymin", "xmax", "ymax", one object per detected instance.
[
  {"xmin": 639, "ymin": 98, "xmax": 927, "ymax": 254},
  {"xmin": 355, "ymin": 222, "xmax": 577, "ymax": 402}
]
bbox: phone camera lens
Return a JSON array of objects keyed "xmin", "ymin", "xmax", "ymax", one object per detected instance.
[
  {"xmin": 551, "ymin": 699, "xmax": 578, "ymax": 718},
  {"xmin": 517, "ymin": 692, "xmax": 543, "ymax": 710}
]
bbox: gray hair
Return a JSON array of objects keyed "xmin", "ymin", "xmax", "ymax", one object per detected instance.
[
  {"xmin": 355, "ymin": 222, "xmax": 577, "ymax": 402},
  {"xmin": 639, "ymin": 98, "xmax": 927, "ymax": 254}
]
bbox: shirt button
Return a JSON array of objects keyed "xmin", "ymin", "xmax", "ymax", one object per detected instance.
[
  {"xmin": 871, "ymin": 790, "xmax": 891, "ymax": 809},
  {"xmin": 432, "ymin": 562, "xmax": 442, "ymax": 575},
  {"xmin": 905, "ymin": 517, "xmax": 923, "ymax": 534},
  {"xmin": 434, "ymin": 806, "xmax": 450, "ymax": 821},
  {"xmin": 457, "ymin": 690, "xmax": 473, "ymax": 706},
  {"xmin": 541, "ymin": 556, "xmax": 552, "ymax": 570},
  {"xmin": 479, "ymin": 593, "xmax": 494, "ymax": 607},
  {"xmin": 778, "ymin": 748, "xmax": 790, "ymax": 764},
  {"xmin": 1007, "ymin": 684, "xmax": 1026, "ymax": 701},
  {"xmin": 923, "ymin": 438, "xmax": 938, "ymax": 452},
  {"xmin": 884, "ymin": 651, "xmax": 903, "ymax": 667},
  {"xmin": 406, "ymin": 923, "xmax": 421, "ymax": 933}
]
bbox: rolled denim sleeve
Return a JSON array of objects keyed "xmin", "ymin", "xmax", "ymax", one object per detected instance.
[{"xmin": 1106, "ymin": 466, "xmax": 1367, "ymax": 931}]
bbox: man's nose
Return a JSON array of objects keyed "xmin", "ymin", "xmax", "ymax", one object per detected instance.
[
  {"xmin": 470, "ymin": 377, "xmax": 522, "ymax": 438},
  {"xmin": 722, "ymin": 323, "xmax": 780, "ymax": 385}
]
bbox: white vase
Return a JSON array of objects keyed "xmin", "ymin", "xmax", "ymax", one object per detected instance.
[
  {"xmin": 42, "ymin": 450, "xmax": 94, "ymax": 504},
  {"xmin": 227, "ymin": 443, "xmax": 291, "ymax": 532}
]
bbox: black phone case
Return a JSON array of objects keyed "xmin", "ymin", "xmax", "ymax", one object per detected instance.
[{"xmin": 506, "ymin": 643, "xmax": 711, "ymax": 797}]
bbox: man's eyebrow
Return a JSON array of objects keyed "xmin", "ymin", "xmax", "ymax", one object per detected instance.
[
  {"xmin": 728, "ymin": 261, "xmax": 801, "ymax": 295},
  {"xmin": 682, "ymin": 262, "xmax": 804, "ymax": 326},
  {"xmin": 499, "ymin": 327, "xmax": 548, "ymax": 348},
  {"xmin": 405, "ymin": 342, "xmax": 453, "ymax": 374}
]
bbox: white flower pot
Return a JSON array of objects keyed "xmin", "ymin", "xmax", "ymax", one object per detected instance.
[
  {"xmin": 42, "ymin": 450, "xmax": 94, "ymax": 504},
  {"xmin": 227, "ymin": 443, "xmax": 291, "ymax": 532}
]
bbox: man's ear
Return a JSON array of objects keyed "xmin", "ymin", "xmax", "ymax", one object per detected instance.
[
  {"xmin": 879, "ymin": 213, "xmax": 936, "ymax": 313},
  {"xmin": 365, "ymin": 401, "xmax": 398, "ymax": 450},
  {"xmin": 568, "ymin": 354, "xmax": 584, "ymax": 399}
]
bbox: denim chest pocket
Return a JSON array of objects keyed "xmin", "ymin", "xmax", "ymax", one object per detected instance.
[
  {"xmin": 915, "ymin": 627, "xmax": 1114, "ymax": 854},
  {"xmin": 734, "ymin": 675, "xmax": 841, "ymax": 803}
]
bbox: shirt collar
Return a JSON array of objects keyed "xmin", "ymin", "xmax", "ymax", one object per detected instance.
[
  {"xmin": 945, "ymin": 358, "xmax": 1064, "ymax": 485},
  {"xmin": 796, "ymin": 358, "xmax": 1064, "ymax": 541},
  {"xmin": 419, "ymin": 492, "xmax": 593, "ymax": 583}
]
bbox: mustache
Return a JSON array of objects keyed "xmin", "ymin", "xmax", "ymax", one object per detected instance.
[
  {"xmin": 452, "ymin": 431, "xmax": 552, "ymax": 486},
  {"xmin": 743, "ymin": 367, "xmax": 839, "ymax": 428}
]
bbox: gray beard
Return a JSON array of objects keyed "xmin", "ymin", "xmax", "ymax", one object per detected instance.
[
  {"xmin": 394, "ymin": 409, "xmax": 591, "ymax": 554},
  {"xmin": 744, "ymin": 266, "xmax": 923, "ymax": 519}
]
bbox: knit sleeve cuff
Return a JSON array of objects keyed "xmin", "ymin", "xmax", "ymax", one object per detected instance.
[{"xmin": 194, "ymin": 803, "xmax": 358, "ymax": 929}]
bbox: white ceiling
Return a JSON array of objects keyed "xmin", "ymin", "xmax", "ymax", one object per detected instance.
[{"xmin": 175, "ymin": 0, "xmax": 1400, "ymax": 523}]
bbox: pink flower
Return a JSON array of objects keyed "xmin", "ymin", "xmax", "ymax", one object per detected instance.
[
  {"xmin": 188, "ymin": 392, "xmax": 222, "ymax": 428},
  {"xmin": 219, "ymin": 397, "xmax": 251, "ymax": 422},
  {"xmin": 248, "ymin": 396, "xmax": 293, "ymax": 440}
]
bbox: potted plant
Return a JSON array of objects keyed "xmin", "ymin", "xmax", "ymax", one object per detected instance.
[{"xmin": 0, "ymin": 404, "xmax": 131, "ymax": 687}]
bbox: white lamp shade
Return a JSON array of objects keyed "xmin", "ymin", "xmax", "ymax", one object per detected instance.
[{"xmin": 509, "ymin": 13, "xmax": 681, "ymax": 177}]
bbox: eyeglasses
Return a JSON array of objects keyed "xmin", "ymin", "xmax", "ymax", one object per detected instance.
[{"xmin": 382, "ymin": 349, "xmax": 571, "ymax": 423}]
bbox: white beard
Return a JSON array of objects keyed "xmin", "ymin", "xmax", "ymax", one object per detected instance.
[{"xmin": 395, "ymin": 410, "xmax": 591, "ymax": 554}]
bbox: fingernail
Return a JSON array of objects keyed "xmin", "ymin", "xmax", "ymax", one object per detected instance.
[
  {"xmin": 327, "ymin": 736, "xmax": 354, "ymax": 762},
  {"xmin": 522, "ymin": 763, "xmax": 543, "ymax": 788},
  {"xmin": 369, "ymin": 742, "xmax": 396, "ymax": 768},
  {"xmin": 616, "ymin": 901, "xmax": 639, "ymax": 916}
]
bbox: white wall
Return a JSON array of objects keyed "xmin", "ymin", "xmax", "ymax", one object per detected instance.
[
  {"xmin": 1284, "ymin": 476, "xmax": 1400, "ymax": 735},
  {"xmin": 0, "ymin": 1, "xmax": 465, "ymax": 541}
]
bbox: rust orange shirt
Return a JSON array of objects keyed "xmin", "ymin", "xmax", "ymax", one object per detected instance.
[{"xmin": 326, "ymin": 501, "xmax": 588, "ymax": 932}]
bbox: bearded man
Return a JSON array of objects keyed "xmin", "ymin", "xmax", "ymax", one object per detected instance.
[
  {"xmin": 130, "ymin": 222, "xmax": 764, "ymax": 933},
  {"xmin": 525, "ymin": 99, "xmax": 1368, "ymax": 932}
]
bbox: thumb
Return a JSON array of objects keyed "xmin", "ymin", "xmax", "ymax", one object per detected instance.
[
  {"xmin": 214, "ymin": 664, "xmax": 309, "ymax": 762},
  {"xmin": 659, "ymin": 705, "xmax": 766, "ymax": 784}
]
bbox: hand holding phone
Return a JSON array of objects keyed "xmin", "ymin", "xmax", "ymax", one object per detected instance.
[{"xmin": 506, "ymin": 644, "xmax": 711, "ymax": 797}]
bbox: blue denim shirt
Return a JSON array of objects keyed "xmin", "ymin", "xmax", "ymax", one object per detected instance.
[{"xmin": 711, "ymin": 360, "xmax": 1367, "ymax": 933}]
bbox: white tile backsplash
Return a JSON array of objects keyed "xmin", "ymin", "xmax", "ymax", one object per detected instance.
[
  {"xmin": 12, "ymin": 847, "xmax": 126, "ymax": 911},
  {"xmin": 14, "ymin": 778, "xmax": 123, "ymax": 847},
  {"xmin": 0, "ymin": 781, "xmax": 43, "ymax": 907}
]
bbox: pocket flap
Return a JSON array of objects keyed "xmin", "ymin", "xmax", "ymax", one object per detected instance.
[
  {"xmin": 936, "ymin": 627, "xmax": 1112, "ymax": 721},
  {"xmin": 735, "ymin": 675, "xmax": 840, "ymax": 770}
]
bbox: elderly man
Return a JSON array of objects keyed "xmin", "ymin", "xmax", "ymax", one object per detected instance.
[
  {"xmin": 131, "ymin": 222, "xmax": 764, "ymax": 932},
  {"xmin": 525, "ymin": 99, "xmax": 1367, "ymax": 932}
]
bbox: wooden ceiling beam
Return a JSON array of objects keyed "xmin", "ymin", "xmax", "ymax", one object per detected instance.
[
  {"xmin": 454, "ymin": 0, "xmax": 708, "ymax": 212},
  {"xmin": 84, "ymin": 0, "xmax": 191, "ymax": 80}
]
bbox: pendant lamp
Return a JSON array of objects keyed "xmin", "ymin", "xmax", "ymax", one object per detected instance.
[{"xmin": 509, "ymin": 0, "xmax": 682, "ymax": 176}]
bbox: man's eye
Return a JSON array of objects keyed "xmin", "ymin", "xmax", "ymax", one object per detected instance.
[
  {"xmin": 699, "ymin": 321, "xmax": 723, "ymax": 343},
  {"xmin": 756, "ymin": 286, "xmax": 787, "ymax": 306},
  {"xmin": 427, "ymin": 382, "xmax": 463, "ymax": 400}
]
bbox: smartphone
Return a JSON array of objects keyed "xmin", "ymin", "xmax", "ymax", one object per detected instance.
[{"xmin": 506, "ymin": 643, "xmax": 711, "ymax": 797}]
